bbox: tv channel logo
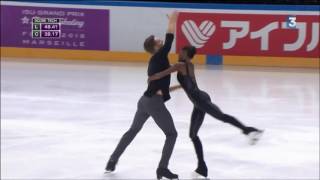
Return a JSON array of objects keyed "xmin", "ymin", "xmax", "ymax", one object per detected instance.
[{"xmin": 286, "ymin": 15, "xmax": 297, "ymax": 28}]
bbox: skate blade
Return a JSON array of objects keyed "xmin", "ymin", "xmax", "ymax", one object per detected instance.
[
  {"xmin": 192, "ymin": 171, "xmax": 210, "ymax": 179},
  {"xmin": 104, "ymin": 170, "xmax": 114, "ymax": 174},
  {"xmin": 157, "ymin": 178, "xmax": 179, "ymax": 180},
  {"xmin": 248, "ymin": 130, "xmax": 264, "ymax": 145}
]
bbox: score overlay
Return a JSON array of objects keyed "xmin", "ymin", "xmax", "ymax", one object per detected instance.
[{"xmin": 32, "ymin": 17, "xmax": 61, "ymax": 38}]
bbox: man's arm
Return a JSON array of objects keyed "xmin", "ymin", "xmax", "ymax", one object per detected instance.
[
  {"xmin": 161, "ymin": 11, "xmax": 179, "ymax": 54},
  {"xmin": 169, "ymin": 85, "xmax": 182, "ymax": 92},
  {"xmin": 148, "ymin": 63, "xmax": 184, "ymax": 83},
  {"xmin": 167, "ymin": 11, "xmax": 178, "ymax": 34}
]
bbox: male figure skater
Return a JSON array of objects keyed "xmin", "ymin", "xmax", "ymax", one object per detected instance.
[
  {"xmin": 149, "ymin": 45, "xmax": 264, "ymax": 177},
  {"xmin": 105, "ymin": 12, "xmax": 179, "ymax": 180}
]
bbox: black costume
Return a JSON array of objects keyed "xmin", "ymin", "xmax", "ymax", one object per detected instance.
[{"xmin": 177, "ymin": 62, "xmax": 255, "ymax": 177}]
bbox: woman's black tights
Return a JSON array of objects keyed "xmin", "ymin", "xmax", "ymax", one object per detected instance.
[{"xmin": 189, "ymin": 99, "xmax": 248, "ymax": 163}]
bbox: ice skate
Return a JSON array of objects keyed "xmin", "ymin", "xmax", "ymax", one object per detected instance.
[
  {"xmin": 105, "ymin": 159, "xmax": 117, "ymax": 173},
  {"xmin": 195, "ymin": 161, "xmax": 208, "ymax": 178},
  {"xmin": 156, "ymin": 168, "xmax": 179, "ymax": 180},
  {"xmin": 247, "ymin": 129, "xmax": 264, "ymax": 145}
]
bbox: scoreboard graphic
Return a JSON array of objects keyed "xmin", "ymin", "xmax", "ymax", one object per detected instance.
[
  {"xmin": 2, "ymin": 5, "xmax": 110, "ymax": 50},
  {"xmin": 32, "ymin": 17, "xmax": 61, "ymax": 38}
]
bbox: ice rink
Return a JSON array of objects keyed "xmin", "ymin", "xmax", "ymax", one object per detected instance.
[{"xmin": 1, "ymin": 58, "xmax": 319, "ymax": 179}]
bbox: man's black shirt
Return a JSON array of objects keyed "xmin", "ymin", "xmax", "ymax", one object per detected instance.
[{"xmin": 144, "ymin": 33, "xmax": 174, "ymax": 102}]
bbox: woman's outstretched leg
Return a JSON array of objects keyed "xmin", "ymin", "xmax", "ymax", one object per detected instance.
[
  {"xmin": 189, "ymin": 107, "xmax": 208, "ymax": 177},
  {"xmin": 198, "ymin": 99, "xmax": 263, "ymax": 144},
  {"xmin": 199, "ymin": 99, "xmax": 250, "ymax": 133}
]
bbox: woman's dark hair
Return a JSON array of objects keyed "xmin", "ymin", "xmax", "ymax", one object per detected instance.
[{"xmin": 182, "ymin": 46, "xmax": 196, "ymax": 59}]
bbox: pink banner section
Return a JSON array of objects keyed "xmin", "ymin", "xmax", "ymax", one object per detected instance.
[{"xmin": 177, "ymin": 12, "xmax": 319, "ymax": 58}]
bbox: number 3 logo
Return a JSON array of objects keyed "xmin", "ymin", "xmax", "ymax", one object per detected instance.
[{"xmin": 287, "ymin": 16, "xmax": 297, "ymax": 28}]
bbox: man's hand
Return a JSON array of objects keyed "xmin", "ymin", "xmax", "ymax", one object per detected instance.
[
  {"xmin": 167, "ymin": 11, "xmax": 179, "ymax": 34},
  {"xmin": 169, "ymin": 11, "xmax": 178, "ymax": 22},
  {"xmin": 174, "ymin": 62, "xmax": 185, "ymax": 69}
]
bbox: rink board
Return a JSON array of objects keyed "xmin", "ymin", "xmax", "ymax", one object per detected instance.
[{"xmin": 1, "ymin": 47, "xmax": 319, "ymax": 68}]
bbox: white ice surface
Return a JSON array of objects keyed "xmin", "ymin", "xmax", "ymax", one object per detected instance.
[{"xmin": 1, "ymin": 58, "xmax": 319, "ymax": 179}]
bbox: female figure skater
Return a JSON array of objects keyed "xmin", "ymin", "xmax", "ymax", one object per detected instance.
[{"xmin": 148, "ymin": 46, "xmax": 263, "ymax": 178}]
